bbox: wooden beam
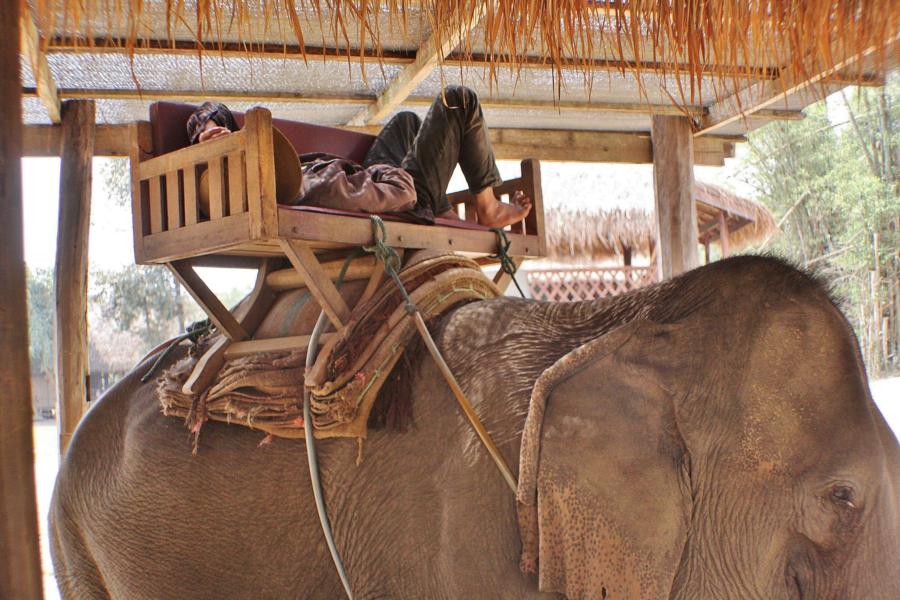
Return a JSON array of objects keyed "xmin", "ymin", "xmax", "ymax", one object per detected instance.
[
  {"xmin": 279, "ymin": 239, "xmax": 351, "ymax": 330},
  {"xmin": 168, "ymin": 260, "xmax": 249, "ymax": 341},
  {"xmin": 718, "ymin": 211, "xmax": 731, "ymax": 258},
  {"xmin": 55, "ymin": 100, "xmax": 95, "ymax": 455},
  {"xmin": 24, "ymin": 86, "xmax": 706, "ymax": 117},
  {"xmin": 652, "ymin": 115, "xmax": 699, "ymax": 279},
  {"xmin": 23, "ymin": 124, "xmax": 131, "ymax": 156},
  {"xmin": 22, "ymin": 121, "xmax": 739, "ymax": 165},
  {"xmin": 697, "ymin": 37, "xmax": 899, "ymax": 136},
  {"xmin": 0, "ymin": 0, "xmax": 45, "ymax": 596},
  {"xmin": 19, "ymin": 8, "xmax": 61, "ymax": 122},
  {"xmin": 346, "ymin": 5, "xmax": 487, "ymax": 125},
  {"xmin": 46, "ymin": 37, "xmax": 782, "ymax": 81}
]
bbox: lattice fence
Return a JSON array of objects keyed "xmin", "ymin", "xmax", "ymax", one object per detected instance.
[{"xmin": 526, "ymin": 267, "xmax": 657, "ymax": 301}]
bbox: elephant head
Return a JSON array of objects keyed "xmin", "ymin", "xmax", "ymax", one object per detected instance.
[{"xmin": 521, "ymin": 273, "xmax": 899, "ymax": 599}]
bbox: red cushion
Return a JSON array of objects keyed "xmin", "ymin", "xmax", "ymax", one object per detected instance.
[{"xmin": 148, "ymin": 101, "xmax": 376, "ymax": 163}]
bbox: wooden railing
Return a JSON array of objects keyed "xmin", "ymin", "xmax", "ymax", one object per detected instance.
[
  {"xmin": 130, "ymin": 108, "xmax": 278, "ymax": 263},
  {"xmin": 526, "ymin": 266, "xmax": 656, "ymax": 301}
]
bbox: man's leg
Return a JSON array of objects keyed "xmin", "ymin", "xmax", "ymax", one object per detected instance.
[
  {"xmin": 363, "ymin": 111, "xmax": 421, "ymax": 168},
  {"xmin": 401, "ymin": 86, "xmax": 529, "ymax": 226}
]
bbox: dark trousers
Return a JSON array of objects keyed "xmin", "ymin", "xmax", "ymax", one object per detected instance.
[{"xmin": 363, "ymin": 85, "xmax": 502, "ymax": 222}]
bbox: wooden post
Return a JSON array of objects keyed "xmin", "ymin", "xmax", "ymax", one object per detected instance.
[
  {"xmin": 651, "ymin": 116, "xmax": 699, "ymax": 279},
  {"xmin": 56, "ymin": 100, "xmax": 95, "ymax": 455},
  {"xmin": 0, "ymin": 2, "xmax": 45, "ymax": 598},
  {"xmin": 718, "ymin": 211, "xmax": 731, "ymax": 258}
]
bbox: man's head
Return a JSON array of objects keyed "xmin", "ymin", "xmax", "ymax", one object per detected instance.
[{"xmin": 187, "ymin": 102, "xmax": 239, "ymax": 144}]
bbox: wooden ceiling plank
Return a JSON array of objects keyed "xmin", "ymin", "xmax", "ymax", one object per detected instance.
[
  {"xmin": 23, "ymin": 86, "xmax": 706, "ymax": 116},
  {"xmin": 45, "ymin": 37, "xmax": 782, "ymax": 81},
  {"xmin": 697, "ymin": 37, "xmax": 899, "ymax": 137},
  {"xmin": 20, "ymin": 9, "xmax": 61, "ymax": 123},
  {"xmin": 346, "ymin": 5, "xmax": 488, "ymax": 126}
]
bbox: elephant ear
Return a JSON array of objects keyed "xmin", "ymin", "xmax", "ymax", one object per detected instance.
[{"xmin": 517, "ymin": 319, "xmax": 691, "ymax": 599}]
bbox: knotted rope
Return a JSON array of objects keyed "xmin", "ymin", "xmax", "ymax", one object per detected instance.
[
  {"xmin": 364, "ymin": 216, "xmax": 416, "ymax": 314},
  {"xmin": 490, "ymin": 227, "xmax": 526, "ymax": 298},
  {"xmin": 141, "ymin": 318, "xmax": 213, "ymax": 383}
]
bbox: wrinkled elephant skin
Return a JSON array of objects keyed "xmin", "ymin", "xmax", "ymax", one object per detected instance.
[{"xmin": 50, "ymin": 257, "xmax": 899, "ymax": 599}]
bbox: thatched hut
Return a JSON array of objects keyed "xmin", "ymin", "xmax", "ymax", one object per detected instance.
[{"xmin": 528, "ymin": 182, "xmax": 777, "ymax": 301}]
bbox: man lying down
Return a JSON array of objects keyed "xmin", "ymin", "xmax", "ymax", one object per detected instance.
[{"xmin": 187, "ymin": 85, "xmax": 532, "ymax": 229}]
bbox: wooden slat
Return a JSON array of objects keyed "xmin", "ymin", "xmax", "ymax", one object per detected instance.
[
  {"xmin": 244, "ymin": 108, "xmax": 278, "ymax": 240},
  {"xmin": 138, "ymin": 213, "xmax": 251, "ymax": 264},
  {"xmin": 168, "ymin": 260, "xmax": 249, "ymax": 341},
  {"xmin": 128, "ymin": 121, "xmax": 152, "ymax": 262},
  {"xmin": 19, "ymin": 9, "xmax": 60, "ymax": 122},
  {"xmin": 280, "ymin": 239, "xmax": 352, "ymax": 331},
  {"xmin": 183, "ymin": 167, "xmax": 198, "ymax": 225},
  {"xmin": 207, "ymin": 156, "xmax": 224, "ymax": 219},
  {"xmin": 165, "ymin": 170, "xmax": 181, "ymax": 230},
  {"xmin": 148, "ymin": 176, "xmax": 163, "ymax": 233},
  {"xmin": 521, "ymin": 158, "xmax": 546, "ymax": 254},
  {"xmin": 223, "ymin": 334, "xmax": 338, "ymax": 359},
  {"xmin": 137, "ymin": 131, "xmax": 243, "ymax": 179},
  {"xmin": 227, "ymin": 150, "xmax": 246, "ymax": 215},
  {"xmin": 56, "ymin": 100, "xmax": 95, "ymax": 456},
  {"xmin": 1, "ymin": 2, "xmax": 45, "ymax": 596},
  {"xmin": 278, "ymin": 208, "xmax": 544, "ymax": 257},
  {"xmin": 181, "ymin": 336, "xmax": 230, "ymax": 398}
]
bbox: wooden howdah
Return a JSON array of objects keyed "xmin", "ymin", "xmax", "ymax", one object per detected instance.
[{"xmin": 129, "ymin": 106, "xmax": 546, "ymax": 389}]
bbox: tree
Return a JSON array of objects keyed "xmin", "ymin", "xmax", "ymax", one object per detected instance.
[
  {"xmin": 741, "ymin": 77, "xmax": 899, "ymax": 376},
  {"xmin": 26, "ymin": 267, "xmax": 55, "ymax": 376},
  {"xmin": 91, "ymin": 265, "xmax": 189, "ymax": 348}
]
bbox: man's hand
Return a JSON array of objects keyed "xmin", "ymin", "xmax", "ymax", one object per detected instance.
[{"xmin": 198, "ymin": 125, "xmax": 232, "ymax": 143}]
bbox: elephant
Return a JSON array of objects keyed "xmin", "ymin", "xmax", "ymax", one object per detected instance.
[{"xmin": 50, "ymin": 255, "xmax": 899, "ymax": 599}]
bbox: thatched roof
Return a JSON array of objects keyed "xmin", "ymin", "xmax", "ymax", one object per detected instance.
[
  {"xmin": 35, "ymin": 1, "xmax": 896, "ymax": 103},
  {"xmin": 545, "ymin": 181, "xmax": 777, "ymax": 262}
]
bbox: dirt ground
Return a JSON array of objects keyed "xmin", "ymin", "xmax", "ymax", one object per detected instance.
[{"xmin": 31, "ymin": 377, "xmax": 899, "ymax": 599}]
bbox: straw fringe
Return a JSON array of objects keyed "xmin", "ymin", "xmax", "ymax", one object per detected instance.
[
  {"xmin": 32, "ymin": 1, "xmax": 899, "ymax": 108},
  {"xmin": 545, "ymin": 181, "xmax": 777, "ymax": 262}
]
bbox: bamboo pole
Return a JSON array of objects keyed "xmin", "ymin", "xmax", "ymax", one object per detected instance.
[
  {"xmin": 0, "ymin": 2, "xmax": 45, "ymax": 598},
  {"xmin": 55, "ymin": 100, "xmax": 95, "ymax": 455}
]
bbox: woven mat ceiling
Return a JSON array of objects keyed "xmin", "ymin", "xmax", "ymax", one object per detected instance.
[{"xmin": 21, "ymin": 1, "xmax": 899, "ymax": 137}]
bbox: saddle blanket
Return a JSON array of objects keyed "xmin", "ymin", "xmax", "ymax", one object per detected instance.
[{"xmin": 158, "ymin": 251, "xmax": 500, "ymax": 442}]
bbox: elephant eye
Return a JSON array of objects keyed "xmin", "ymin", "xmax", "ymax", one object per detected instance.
[{"xmin": 830, "ymin": 485, "xmax": 856, "ymax": 508}]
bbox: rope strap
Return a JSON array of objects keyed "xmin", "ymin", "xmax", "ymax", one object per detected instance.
[
  {"xmin": 304, "ymin": 251, "xmax": 360, "ymax": 600},
  {"xmin": 368, "ymin": 216, "xmax": 518, "ymax": 493},
  {"xmin": 490, "ymin": 227, "xmax": 526, "ymax": 298}
]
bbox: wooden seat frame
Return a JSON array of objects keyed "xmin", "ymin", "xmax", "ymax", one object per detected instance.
[{"xmin": 129, "ymin": 107, "xmax": 546, "ymax": 393}]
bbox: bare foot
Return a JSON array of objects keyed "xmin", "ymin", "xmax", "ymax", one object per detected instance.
[{"xmin": 475, "ymin": 188, "xmax": 532, "ymax": 228}]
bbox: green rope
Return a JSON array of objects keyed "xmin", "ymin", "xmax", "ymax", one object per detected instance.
[
  {"xmin": 489, "ymin": 227, "xmax": 526, "ymax": 298},
  {"xmin": 365, "ymin": 216, "xmax": 417, "ymax": 314}
]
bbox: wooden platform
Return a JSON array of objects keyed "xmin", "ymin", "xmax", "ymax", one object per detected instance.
[{"xmin": 129, "ymin": 107, "xmax": 546, "ymax": 394}]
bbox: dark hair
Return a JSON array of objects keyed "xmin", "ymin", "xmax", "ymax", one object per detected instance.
[{"xmin": 186, "ymin": 102, "xmax": 239, "ymax": 144}]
